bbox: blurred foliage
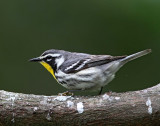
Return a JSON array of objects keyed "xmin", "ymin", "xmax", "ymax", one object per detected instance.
[{"xmin": 0, "ymin": 0, "xmax": 160, "ymax": 95}]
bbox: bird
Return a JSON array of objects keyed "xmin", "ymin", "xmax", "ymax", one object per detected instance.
[{"xmin": 29, "ymin": 49, "xmax": 151, "ymax": 95}]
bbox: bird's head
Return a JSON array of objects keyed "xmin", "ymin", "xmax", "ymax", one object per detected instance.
[{"xmin": 29, "ymin": 49, "xmax": 65, "ymax": 78}]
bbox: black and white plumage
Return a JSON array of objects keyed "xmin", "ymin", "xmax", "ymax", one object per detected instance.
[{"xmin": 30, "ymin": 49, "xmax": 151, "ymax": 94}]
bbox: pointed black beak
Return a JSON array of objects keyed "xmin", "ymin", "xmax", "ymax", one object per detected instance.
[{"xmin": 29, "ymin": 57, "xmax": 42, "ymax": 62}]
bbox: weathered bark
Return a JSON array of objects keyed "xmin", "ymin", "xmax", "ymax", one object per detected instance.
[{"xmin": 0, "ymin": 84, "xmax": 160, "ymax": 126}]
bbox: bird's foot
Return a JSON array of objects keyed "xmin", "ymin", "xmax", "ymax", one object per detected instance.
[{"xmin": 58, "ymin": 91, "xmax": 74, "ymax": 96}]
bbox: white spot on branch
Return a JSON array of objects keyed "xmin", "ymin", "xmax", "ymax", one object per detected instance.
[
  {"xmin": 67, "ymin": 100, "xmax": 74, "ymax": 108},
  {"xmin": 54, "ymin": 96, "xmax": 72, "ymax": 102},
  {"xmin": 102, "ymin": 94, "xmax": 120, "ymax": 101},
  {"xmin": 102, "ymin": 94, "xmax": 109, "ymax": 100},
  {"xmin": 148, "ymin": 106, "xmax": 152, "ymax": 114},
  {"xmin": 77, "ymin": 102, "xmax": 84, "ymax": 113},
  {"xmin": 146, "ymin": 97, "xmax": 152, "ymax": 114},
  {"xmin": 47, "ymin": 98, "xmax": 52, "ymax": 102},
  {"xmin": 115, "ymin": 97, "xmax": 120, "ymax": 100},
  {"xmin": 46, "ymin": 113, "xmax": 52, "ymax": 121},
  {"xmin": 11, "ymin": 113, "xmax": 15, "ymax": 123},
  {"xmin": 132, "ymin": 104, "xmax": 136, "ymax": 107},
  {"xmin": 34, "ymin": 107, "xmax": 38, "ymax": 111},
  {"xmin": 143, "ymin": 90, "xmax": 148, "ymax": 93},
  {"xmin": 10, "ymin": 96, "xmax": 16, "ymax": 106},
  {"xmin": 146, "ymin": 97, "xmax": 151, "ymax": 106}
]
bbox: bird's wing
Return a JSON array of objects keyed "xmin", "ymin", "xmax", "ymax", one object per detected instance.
[{"xmin": 63, "ymin": 55, "xmax": 126, "ymax": 74}]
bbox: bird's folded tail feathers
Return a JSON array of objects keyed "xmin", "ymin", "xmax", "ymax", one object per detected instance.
[{"xmin": 120, "ymin": 49, "xmax": 151, "ymax": 64}]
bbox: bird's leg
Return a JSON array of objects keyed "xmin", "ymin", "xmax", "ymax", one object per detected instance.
[{"xmin": 98, "ymin": 87, "xmax": 103, "ymax": 95}]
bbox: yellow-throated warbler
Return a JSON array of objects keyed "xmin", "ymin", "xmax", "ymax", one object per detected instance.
[{"xmin": 30, "ymin": 49, "xmax": 151, "ymax": 95}]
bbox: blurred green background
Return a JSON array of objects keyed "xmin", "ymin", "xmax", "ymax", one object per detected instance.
[{"xmin": 0, "ymin": 0, "xmax": 159, "ymax": 95}]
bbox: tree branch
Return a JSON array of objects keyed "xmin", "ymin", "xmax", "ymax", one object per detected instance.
[{"xmin": 0, "ymin": 84, "xmax": 160, "ymax": 126}]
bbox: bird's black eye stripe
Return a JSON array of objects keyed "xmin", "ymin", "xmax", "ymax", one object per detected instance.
[
  {"xmin": 46, "ymin": 56, "xmax": 52, "ymax": 59},
  {"xmin": 44, "ymin": 56, "xmax": 53, "ymax": 62}
]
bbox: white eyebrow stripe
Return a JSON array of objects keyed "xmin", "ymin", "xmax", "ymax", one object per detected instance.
[
  {"xmin": 40, "ymin": 54, "xmax": 61, "ymax": 59},
  {"xmin": 65, "ymin": 61, "xmax": 80, "ymax": 71}
]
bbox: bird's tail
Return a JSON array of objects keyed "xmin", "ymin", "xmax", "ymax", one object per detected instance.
[{"xmin": 120, "ymin": 49, "xmax": 151, "ymax": 65}]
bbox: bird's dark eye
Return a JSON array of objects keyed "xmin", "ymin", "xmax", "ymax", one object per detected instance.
[{"xmin": 46, "ymin": 56, "xmax": 52, "ymax": 62}]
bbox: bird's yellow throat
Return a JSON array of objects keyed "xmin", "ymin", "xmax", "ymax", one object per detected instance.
[{"xmin": 40, "ymin": 62, "xmax": 57, "ymax": 80}]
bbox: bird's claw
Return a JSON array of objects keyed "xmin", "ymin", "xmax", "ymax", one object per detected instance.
[{"xmin": 58, "ymin": 91, "xmax": 74, "ymax": 96}]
